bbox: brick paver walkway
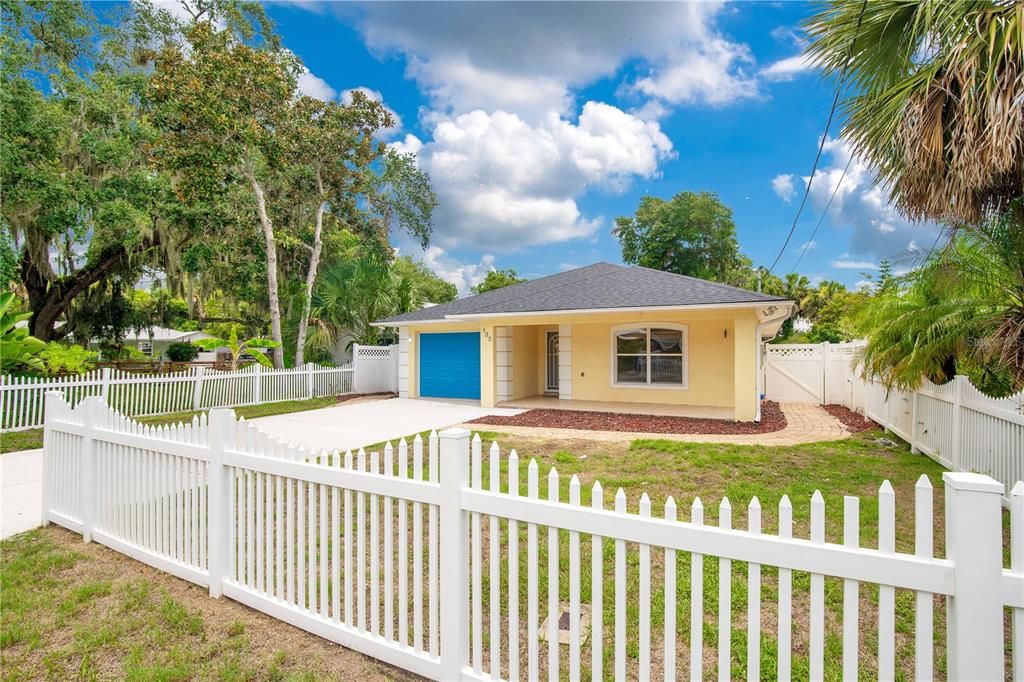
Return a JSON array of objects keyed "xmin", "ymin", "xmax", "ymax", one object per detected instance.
[{"xmin": 462, "ymin": 402, "xmax": 850, "ymax": 446}]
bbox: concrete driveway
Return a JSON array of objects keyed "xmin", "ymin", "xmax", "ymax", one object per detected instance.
[
  {"xmin": 0, "ymin": 398, "xmax": 520, "ymax": 540},
  {"xmin": 250, "ymin": 397, "xmax": 523, "ymax": 453}
]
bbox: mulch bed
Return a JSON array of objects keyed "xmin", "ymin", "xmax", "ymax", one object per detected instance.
[
  {"xmin": 823, "ymin": 404, "xmax": 879, "ymax": 432},
  {"xmin": 468, "ymin": 400, "xmax": 787, "ymax": 435},
  {"xmin": 335, "ymin": 391, "xmax": 396, "ymax": 403}
]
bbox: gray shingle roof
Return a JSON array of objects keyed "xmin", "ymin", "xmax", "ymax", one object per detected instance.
[{"xmin": 377, "ymin": 262, "xmax": 789, "ymax": 324}]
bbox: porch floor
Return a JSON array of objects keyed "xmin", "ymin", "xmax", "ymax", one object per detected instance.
[{"xmin": 496, "ymin": 396, "xmax": 734, "ymax": 420}]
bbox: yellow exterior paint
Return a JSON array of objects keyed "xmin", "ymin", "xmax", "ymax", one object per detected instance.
[
  {"xmin": 512, "ymin": 326, "xmax": 539, "ymax": 399},
  {"xmin": 732, "ymin": 311, "xmax": 758, "ymax": 421},
  {"xmin": 570, "ymin": 316, "xmax": 735, "ymax": 408},
  {"xmin": 402, "ymin": 307, "xmax": 764, "ymax": 420}
]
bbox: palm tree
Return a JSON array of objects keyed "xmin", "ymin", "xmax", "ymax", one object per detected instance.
[
  {"xmin": 305, "ymin": 252, "xmax": 418, "ymax": 359},
  {"xmin": 804, "ymin": 1, "xmax": 1024, "ymax": 225},
  {"xmin": 855, "ymin": 202, "xmax": 1024, "ymax": 394},
  {"xmin": 194, "ymin": 327, "xmax": 279, "ymax": 371}
]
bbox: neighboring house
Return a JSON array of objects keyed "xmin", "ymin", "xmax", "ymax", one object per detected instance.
[
  {"xmin": 374, "ymin": 263, "xmax": 794, "ymax": 422},
  {"xmin": 119, "ymin": 326, "xmax": 219, "ymax": 361}
]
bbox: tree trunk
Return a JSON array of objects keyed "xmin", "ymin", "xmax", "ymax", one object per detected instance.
[
  {"xmin": 294, "ymin": 171, "xmax": 327, "ymax": 367},
  {"xmin": 21, "ymin": 242, "xmax": 134, "ymax": 341},
  {"xmin": 246, "ymin": 168, "xmax": 285, "ymax": 369}
]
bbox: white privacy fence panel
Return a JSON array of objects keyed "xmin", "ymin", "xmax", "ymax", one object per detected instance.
[
  {"xmin": 352, "ymin": 344, "xmax": 397, "ymax": 394},
  {"xmin": 863, "ymin": 375, "xmax": 1024, "ymax": 498},
  {"xmin": 768, "ymin": 341, "xmax": 1024, "ymax": 499},
  {"xmin": 763, "ymin": 344, "xmax": 824, "ymax": 403},
  {"xmin": 1, "ymin": 355, "xmax": 388, "ymax": 431},
  {"xmin": 44, "ymin": 393, "xmax": 1024, "ymax": 681}
]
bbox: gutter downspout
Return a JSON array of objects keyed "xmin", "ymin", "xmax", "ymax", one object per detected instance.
[{"xmin": 755, "ymin": 306, "xmax": 795, "ymax": 422}]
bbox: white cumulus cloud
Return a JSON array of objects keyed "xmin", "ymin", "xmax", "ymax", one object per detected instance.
[
  {"xmin": 420, "ymin": 247, "xmax": 495, "ymax": 297},
  {"xmin": 776, "ymin": 137, "xmax": 942, "ymax": 266},
  {"xmin": 296, "ymin": 67, "xmax": 336, "ymax": 100},
  {"xmin": 414, "ymin": 104, "xmax": 674, "ymax": 250},
  {"xmin": 772, "ymin": 174, "xmax": 796, "ymax": 203},
  {"xmin": 760, "ymin": 53, "xmax": 813, "ymax": 82}
]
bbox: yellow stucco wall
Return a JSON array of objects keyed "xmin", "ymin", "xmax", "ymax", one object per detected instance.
[
  {"xmin": 512, "ymin": 326, "xmax": 539, "ymax": 399},
  {"xmin": 569, "ymin": 316, "xmax": 736, "ymax": 408},
  {"xmin": 403, "ymin": 307, "xmax": 761, "ymax": 419}
]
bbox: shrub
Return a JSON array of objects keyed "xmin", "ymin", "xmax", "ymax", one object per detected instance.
[
  {"xmin": 38, "ymin": 343, "xmax": 98, "ymax": 376},
  {"xmin": 166, "ymin": 342, "xmax": 200, "ymax": 362}
]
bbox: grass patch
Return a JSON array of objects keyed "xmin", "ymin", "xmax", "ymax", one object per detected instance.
[
  {"xmin": 1, "ymin": 396, "xmax": 346, "ymax": 454},
  {"xmin": 0, "ymin": 528, "xmax": 416, "ymax": 680}
]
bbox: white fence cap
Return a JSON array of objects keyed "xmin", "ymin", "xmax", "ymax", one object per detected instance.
[{"xmin": 942, "ymin": 471, "xmax": 1004, "ymax": 494}]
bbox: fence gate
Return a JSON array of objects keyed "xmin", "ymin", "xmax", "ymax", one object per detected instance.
[{"xmin": 764, "ymin": 344, "xmax": 824, "ymax": 403}]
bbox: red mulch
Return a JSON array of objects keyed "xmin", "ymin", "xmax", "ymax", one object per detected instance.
[
  {"xmin": 468, "ymin": 400, "xmax": 787, "ymax": 435},
  {"xmin": 823, "ymin": 404, "xmax": 878, "ymax": 432},
  {"xmin": 335, "ymin": 392, "xmax": 396, "ymax": 403}
]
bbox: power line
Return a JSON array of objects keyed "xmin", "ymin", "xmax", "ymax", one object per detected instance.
[
  {"xmin": 789, "ymin": 153, "xmax": 854, "ymax": 273},
  {"xmin": 766, "ymin": 0, "xmax": 869, "ymax": 276}
]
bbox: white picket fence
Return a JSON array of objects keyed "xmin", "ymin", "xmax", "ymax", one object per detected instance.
[
  {"xmin": 1, "ymin": 345, "xmax": 399, "ymax": 432},
  {"xmin": 42, "ymin": 393, "xmax": 1024, "ymax": 680}
]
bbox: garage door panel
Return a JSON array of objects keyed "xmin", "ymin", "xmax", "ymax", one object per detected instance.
[{"xmin": 419, "ymin": 332, "xmax": 481, "ymax": 400}]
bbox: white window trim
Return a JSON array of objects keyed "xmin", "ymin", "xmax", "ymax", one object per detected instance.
[{"xmin": 609, "ymin": 323, "xmax": 689, "ymax": 390}]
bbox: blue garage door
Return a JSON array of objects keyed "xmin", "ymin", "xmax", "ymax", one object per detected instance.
[{"xmin": 419, "ymin": 332, "xmax": 481, "ymax": 400}]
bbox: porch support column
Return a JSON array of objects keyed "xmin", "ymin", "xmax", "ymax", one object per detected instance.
[
  {"xmin": 495, "ymin": 326, "xmax": 513, "ymax": 403},
  {"xmin": 558, "ymin": 323, "xmax": 573, "ymax": 401},
  {"xmin": 733, "ymin": 313, "xmax": 757, "ymax": 422},
  {"xmin": 480, "ymin": 324, "xmax": 497, "ymax": 408},
  {"xmin": 397, "ymin": 328, "xmax": 411, "ymax": 398}
]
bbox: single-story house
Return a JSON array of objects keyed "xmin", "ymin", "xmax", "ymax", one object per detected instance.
[
  {"xmin": 118, "ymin": 326, "xmax": 216, "ymax": 360},
  {"xmin": 374, "ymin": 263, "xmax": 793, "ymax": 422}
]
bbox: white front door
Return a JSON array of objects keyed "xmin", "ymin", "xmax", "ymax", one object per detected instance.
[{"xmin": 545, "ymin": 331, "xmax": 559, "ymax": 393}]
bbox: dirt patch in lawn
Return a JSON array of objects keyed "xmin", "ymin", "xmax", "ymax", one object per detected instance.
[
  {"xmin": 468, "ymin": 400, "xmax": 787, "ymax": 434},
  {"xmin": 823, "ymin": 403, "xmax": 878, "ymax": 432},
  {"xmin": 335, "ymin": 391, "xmax": 396, "ymax": 404}
]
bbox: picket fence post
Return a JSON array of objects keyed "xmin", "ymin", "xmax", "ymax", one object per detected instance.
[
  {"xmin": 909, "ymin": 388, "xmax": 920, "ymax": 454},
  {"xmin": 943, "ymin": 471, "xmax": 1005, "ymax": 680},
  {"xmin": 192, "ymin": 366, "xmax": 206, "ymax": 411},
  {"xmin": 439, "ymin": 428, "xmax": 470, "ymax": 680},
  {"xmin": 207, "ymin": 408, "xmax": 234, "ymax": 598},
  {"xmin": 950, "ymin": 375, "xmax": 965, "ymax": 470},
  {"xmin": 819, "ymin": 342, "xmax": 828, "ymax": 406},
  {"xmin": 40, "ymin": 390, "xmax": 62, "ymax": 527},
  {"xmin": 253, "ymin": 364, "xmax": 262, "ymax": 404},
  {"xmin": 352, "ymin": 344, "xmax": 362, "ymax": 394},
  {"xmin": 80, "ymin": 397, "xmax": 102, "ymax": 543},
  {"xmin": 306, "ymin": 363, "xmax": 314, "ymax": 399},
  {"xmin": 100, "ymin": 367, "xmax": 112, "ymax": 402}
]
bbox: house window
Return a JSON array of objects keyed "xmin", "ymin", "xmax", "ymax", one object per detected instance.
[{"xmin": 612, "ymin": 324, "xmax": 687, "ymax": 388}]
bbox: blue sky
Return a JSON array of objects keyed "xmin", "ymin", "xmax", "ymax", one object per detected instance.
[{"xmin": 263, "ymin": 1, "xmax": 940, "ymax": 294}]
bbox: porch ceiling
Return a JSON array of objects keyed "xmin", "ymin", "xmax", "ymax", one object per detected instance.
[{"xmin": 496, "ymin": 396, "xmax": 734, "ymax": 420}]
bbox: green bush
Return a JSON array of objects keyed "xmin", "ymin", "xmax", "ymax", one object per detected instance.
[
  {"xmin": 38, "ymin": 343, "xmax": 98, "ymax": 376},
  {"xmin": 166, "ymin": 342, "xmax": 200, "ymax": 362}
]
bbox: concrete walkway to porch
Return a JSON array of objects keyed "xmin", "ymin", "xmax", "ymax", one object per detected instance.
[{"xmin": 462, "ymin": 402, "xmax": 851, "ymax": 446}]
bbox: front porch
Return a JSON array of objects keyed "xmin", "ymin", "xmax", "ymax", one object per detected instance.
[{"xmin": 496, "ymin": 395, "xmax": 734, "ymax": 420}]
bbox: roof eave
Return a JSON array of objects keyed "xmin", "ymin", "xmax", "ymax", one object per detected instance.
[{"xmin": 372, "ymin": 300, "xmax": 794, "ymax": 326}]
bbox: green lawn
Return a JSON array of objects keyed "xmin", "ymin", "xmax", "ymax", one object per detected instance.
[
  {"xmin": 368, "ymin": 428, "xmax": 960, "ymax": 681},
  {"xmin": 0, "ymin": 396, "xmax": 344, "ymax": 454},
  {"xmin": 3, "ymin": 427, "xmax": 1012, "ymax": 680}
]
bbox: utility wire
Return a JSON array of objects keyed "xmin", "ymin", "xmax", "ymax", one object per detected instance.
[
  {"xmin": 789, "ymin": 153, "xmax": 854, "ymax": 273},
  {"xmin": 766, "ymin": 0, "xmax": 869, "ymax": 276}
]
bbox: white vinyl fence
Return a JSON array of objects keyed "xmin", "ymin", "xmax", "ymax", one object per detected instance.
[
  {"xmin": 765, "ymin": 341, "xmax": 1024, "ymax": 499},
  {"xmin": 43, "ymin": 393, "xmax": 1024, "ymax": 681},
  {"xmin": 2, "ymin": 345, "xmax": 398, "ymax": 432}
]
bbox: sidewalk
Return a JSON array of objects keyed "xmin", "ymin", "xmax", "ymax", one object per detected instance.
[{"xmin": 1, "ymin": 448, "xmax": 42, "ymax": 540}]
